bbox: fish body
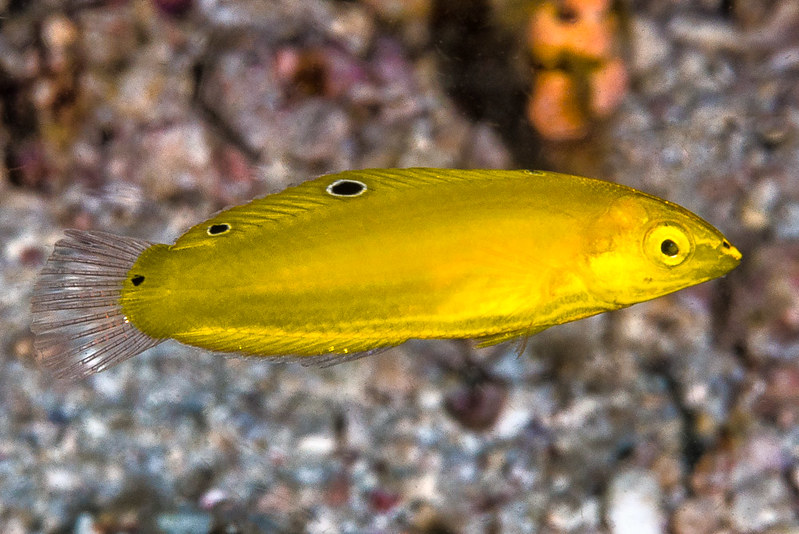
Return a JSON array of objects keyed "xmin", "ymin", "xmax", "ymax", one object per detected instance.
[{"xmin": 31, "ymin": 168, "xmax": 741, "ymax": 378}]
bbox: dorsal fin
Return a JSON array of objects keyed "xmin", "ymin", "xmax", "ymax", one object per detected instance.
[{"xmin": 171, "ymin": 168, "xmax": 544, "ymax": 250}]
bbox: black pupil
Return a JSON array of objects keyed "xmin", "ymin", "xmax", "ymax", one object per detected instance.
[
  {"xmin": 131, "ymin": 275, "xmax": 145, "ymax": 286},
  {"xmin": 208, "ymin": 224, "xmax": 229, "ymax": 235},
  {"xmin": 330, "ymin": 180, "xmax": 364, "ymax": 196},
  {"xmin": 661, "ymin": 239, "xmax": 680, "ymax": 257}
]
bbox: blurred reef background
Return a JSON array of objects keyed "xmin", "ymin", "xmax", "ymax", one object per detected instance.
[{"xmin": 2, "ymin": 0, "xmax": 799, "ymax": 532}]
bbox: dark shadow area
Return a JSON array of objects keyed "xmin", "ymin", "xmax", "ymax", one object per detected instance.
[
  {"xmin": 0, "ymin": 67, "xmax": 40, "ymax": 188},
  {"xmin": 430, "ymin": 0, "xmax": 545, "ymax": 169}
]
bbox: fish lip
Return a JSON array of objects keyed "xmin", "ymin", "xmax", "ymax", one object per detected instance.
[{"xmin": 720, "ymin": 240, "xmax": 742, "ymax": 263}]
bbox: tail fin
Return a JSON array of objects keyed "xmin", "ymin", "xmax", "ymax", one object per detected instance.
[{"xmin": 31, "ymin": 230, "xmax": 164, "ymax": 379}]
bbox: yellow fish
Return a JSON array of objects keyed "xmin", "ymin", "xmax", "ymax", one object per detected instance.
[{"xmin": 31, "ymin": 168, "xmax": 741, "ymax": 379}]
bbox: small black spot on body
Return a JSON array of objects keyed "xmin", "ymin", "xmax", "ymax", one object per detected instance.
[
  {"xmin": 207, "ymin": 223, "xmax": 231, "ymax": 235},
  {"xmin": 131, "ymin": 275, "xmax": 145, "ymax": 286},
  {"xmin": 327, "ymin": 179, "xmax": 366, "ymax": 197},
  {"xmin": 661, "ymin": 239, "xmax": 679, "ymax": 257}
]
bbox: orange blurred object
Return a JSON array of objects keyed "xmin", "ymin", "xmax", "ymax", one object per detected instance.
[
  {"xmin": 529, "ymin": 0, "xmax": 616, "ymax": 66},
  {"xmin": 526, "ymin": 0, "xmax": 628, "ymax": 140},
  {"xmin": 527, "ymin": 70, "xmax": 589, "ymax": 141},
  {"xmin": 590, "ymin": 57, "xmax": 628, "ymax": 117}
]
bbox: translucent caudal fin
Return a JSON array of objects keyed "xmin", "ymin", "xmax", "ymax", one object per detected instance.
[{"xmin": 30, "ymin": 230, "xmax": 164, "ymax": 379}]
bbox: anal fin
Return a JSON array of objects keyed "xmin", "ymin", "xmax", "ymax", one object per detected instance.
[
  {"xmin": 298, "ymin": 347, "xmax": 393, "ymax": 368},
  {"xmin": 173, "ymin": 327, "xmax": 403, "ymax": 368},
  {"xmin": 474, "ymin": 325, "xmax": 550, "ymax": 349}
]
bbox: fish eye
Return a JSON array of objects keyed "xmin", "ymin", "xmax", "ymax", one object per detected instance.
[
  {"xmin": 660, "ymin": 239, "xmax": 679, "ymax": 256},
  {"xmin": 644, "ymin": 222, "xmax": 693, "ymax": 267},
  {"xmin": 207, "ymin": 223, "xmax": 231, "ymax": 235},
  {"xmin": 326, "ymin": 179, "xmax": 367, "ymax": 197}
]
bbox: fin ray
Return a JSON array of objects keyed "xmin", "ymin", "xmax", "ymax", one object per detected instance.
[
  {"xmin": 31, "ymin": 230, "xmax": 164, "ymax": 379},
  {"xmin": 474, "ymin": 325, "xmax": 550, "ymax": 349},
  {"xmin": 298, "ymin": 348, "xmax": 391, "ymax": 368}
]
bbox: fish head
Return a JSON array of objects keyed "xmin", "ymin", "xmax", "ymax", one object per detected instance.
[{"xmin": 584, "ymin": 193, "xmax": 741, "ymax": 307}]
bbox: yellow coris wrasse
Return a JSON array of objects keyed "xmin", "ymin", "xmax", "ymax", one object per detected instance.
[{"xmin": 31, "ymin": 168, "xmax": 741, "ymax": 379}]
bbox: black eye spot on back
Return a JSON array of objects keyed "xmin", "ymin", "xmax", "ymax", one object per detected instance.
[
  {"xmin": 326, "ymin": 179, "xmax": 367, "ymax": 197},
  {"xmin": 207, "ymin": 223, "xmax": 231, "ymax": 235},
  {"xmin": 661, "ymin": 239, "xmax": 679, "ymax": 257},
  {"xmin": 131, "ymin": 275, "xmax": 145, "ymax": 286}
]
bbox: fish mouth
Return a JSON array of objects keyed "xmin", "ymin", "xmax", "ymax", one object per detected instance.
[
  {"xmin": 721, "ymin": 239, "xmax": 742, "ymax": 262},
  {"xmin": 693, "ymin": 237, "xmax": 741, "ymax": 282},
  {"xmin": 715, "ymin": 238, "xmax": 742, "ymax": 274}
]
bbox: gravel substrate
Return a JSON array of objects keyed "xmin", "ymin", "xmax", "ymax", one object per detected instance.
[{"xmin": 2, "ymin": 1, "xmax": 799, "ymax": 532}]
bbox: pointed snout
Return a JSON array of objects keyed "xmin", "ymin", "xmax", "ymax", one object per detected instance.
[{"xmin": 716, "ymin": 238, "xmax": 742, "ymax": 275}]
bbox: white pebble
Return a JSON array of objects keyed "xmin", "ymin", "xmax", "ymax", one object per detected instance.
[
  {"xmin": 298, "ymin": 434, "xmax": 336, "ymax": 456},
  {"xmin": 606, "ymin": 469, "xmax": 665, "ymax": 534}
]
